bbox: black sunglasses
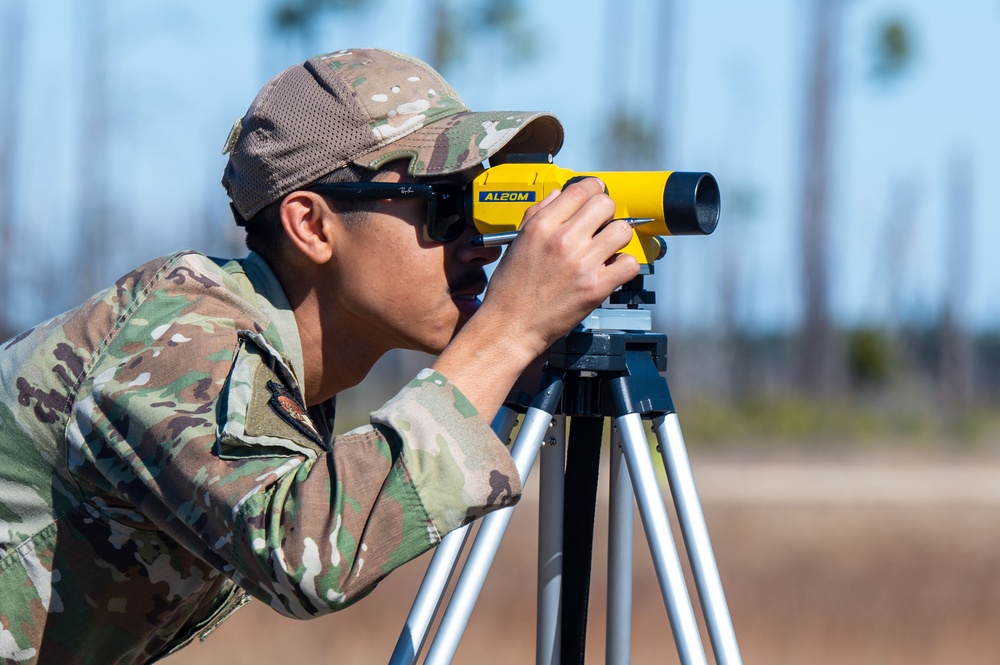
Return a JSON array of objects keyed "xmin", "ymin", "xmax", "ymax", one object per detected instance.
[{"xmin": 306, "ymin": 182, "xmax": 470, "ymax": 244}]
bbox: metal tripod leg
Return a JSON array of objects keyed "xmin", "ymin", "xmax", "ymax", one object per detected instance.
[
  {"xmin": 422, "ymin": 375, "xmax": 564, "ymax": 665},
  {"xmin": 655, "ymin": 413, "xmax": 742, "ymax": 665},
  {"xmin": 536, "ymin": 415, "xmax": 566, "ymax": 665},
  {"xmin": 606, "ymin": 423, "xmax": 634, "ymax": 664},
  {"xmin": 616, "ymin": 413, "xmax": 709, "ymax": 665},
  {"xmin": 388, "ymin": 407, "xmax": 521, "ymax": 665}
]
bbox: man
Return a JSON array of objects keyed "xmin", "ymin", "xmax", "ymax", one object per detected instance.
[{"xmin": 0, "ymin": 48, "xmax": 638, "ymax": 663}]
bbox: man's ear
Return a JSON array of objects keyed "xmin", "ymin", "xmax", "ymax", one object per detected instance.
[{"xmin": 279, "ymin": 191, "xmax": 337, "ymax": 264}]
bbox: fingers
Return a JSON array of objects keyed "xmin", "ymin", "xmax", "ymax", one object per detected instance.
[
  {"xmin": 602, "ymin": 249, "xmax": 641, "ymax": 287},
  {"xmin": 520, "ymin": 188, "xmax": 562, "ymax": 222},
  {"xmin": 512, "ymin": 177, "xmax": 638, "ymax": 289},
  {"xmin": 589, "ymin": 216, "xmax": 636, "ymax": 259},
  {"xmin": 518, "ymin": 179, "xmax": 618, "ymax": 247},
  {"xmin": 520, "ymin": 177, "xmax": 609, "ymax": 232},
  {"xmin": 544, "ymin": 177, "xmax": 613, "ymax": 231}
]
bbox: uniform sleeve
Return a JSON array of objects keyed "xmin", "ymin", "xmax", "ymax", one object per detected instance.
[{"xmin": 69, "ymin": 324, "xmax": 521, "ymax": 619}]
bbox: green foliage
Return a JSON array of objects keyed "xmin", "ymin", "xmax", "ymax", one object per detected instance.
[
  {"xmin": 271, "ymin": 0, "xmax": 371, "ymax": 33},
  {"xmin": 847, "ymin": 328, "xmax": 894, "ymax": 389},
  {"xmin": 428, "ymin": 0, "xmax": 536, "ymax": 73},
  {"xmin": 872, "ymin": 17, "xmax": 914, "ymax": 82},
  {"xmin": 267, "ymin": 0, "xmax": 537, "ymax": 76},
  {"xmin": 677, "ymin": 396, "xmax": 1000, "ymax": 452},
  {"xmin": 681, "ymin": 398, "xmax": 890, "ymax": 445},
  {"xmin": 429, "ymin": 0, "xmax": 460, "ymax": 73}
]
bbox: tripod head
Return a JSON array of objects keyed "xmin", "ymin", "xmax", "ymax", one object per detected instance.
[{"xmin": 611, "ymin": 274, "xmax": 656, "ymax": 307}]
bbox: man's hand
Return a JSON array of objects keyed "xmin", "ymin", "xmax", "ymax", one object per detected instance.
[
  {"xmin": 481, "ymin": 177, "xmax": 640, "ymax": 360},
  {"xmin": 432, "ymin": 178, "xmax": 639, "ymax": 420}
]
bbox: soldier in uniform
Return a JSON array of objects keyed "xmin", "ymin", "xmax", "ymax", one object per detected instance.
[{"xmin": 0, "ymin": 48, "xmax": 639, "ymax": 663}]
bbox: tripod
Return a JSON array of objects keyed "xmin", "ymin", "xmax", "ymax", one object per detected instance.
[{"xmin": 389, "ymin": 288, "xmax": 742, "ymax": 664}]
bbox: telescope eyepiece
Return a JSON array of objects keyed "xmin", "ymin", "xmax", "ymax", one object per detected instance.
[{"xmin": 662, "ymin": 172, "xmax": 720, "ymax": 235}]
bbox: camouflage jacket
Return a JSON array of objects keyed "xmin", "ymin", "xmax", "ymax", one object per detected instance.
[{"xmin": 0, "ymin": 251, "xmax": 520, "ymax": 664}]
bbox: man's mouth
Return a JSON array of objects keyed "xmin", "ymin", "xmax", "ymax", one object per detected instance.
[
  {"xmin": 450, "ymin": 277, "xmax": 487, "ymax": 317},
  {"xmin": 452, "ymin": 287, "xmax": 485, "ymax": 311},
  {"xmin": 451, "ymin": 285, "xmax": 486, "ymax": 300},
  {"xmin": 448, "ymin": 272, "xmax": 488, "ymax": 300}
]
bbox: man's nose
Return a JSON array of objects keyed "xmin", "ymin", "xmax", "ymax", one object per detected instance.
[{"xmin": 454, "ymin": 222, "xmax": 502, "ymax": 265}]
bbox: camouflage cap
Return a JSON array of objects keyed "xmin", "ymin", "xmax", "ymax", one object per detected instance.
[{"xmin": 222, "ymin": 48, "xmax": 565, "ymax": 221}]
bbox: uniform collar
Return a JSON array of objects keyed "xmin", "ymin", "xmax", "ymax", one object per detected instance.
[{"xmin": 241, "ymin": 251, "xmax": 306, "ymax": 389}]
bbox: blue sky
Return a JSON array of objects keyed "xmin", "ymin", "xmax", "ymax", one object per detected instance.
[{"xmin": 4, "ymin": 0, "xmax": 1000, "ymax": 332}]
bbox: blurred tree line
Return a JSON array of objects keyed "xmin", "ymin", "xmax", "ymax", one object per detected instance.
[{"xmin": 0, "ymin": 0, "xmax": 995, "ymax": 440}]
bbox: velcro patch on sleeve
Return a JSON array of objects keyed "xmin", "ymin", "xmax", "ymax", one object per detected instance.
[
  {"xmin": 264, "ymin": 379, "xmax": 324, "ymax": 447},
  {"xmin": 216, "ymin": 336, "xmax": 325, "ymax": 460}
]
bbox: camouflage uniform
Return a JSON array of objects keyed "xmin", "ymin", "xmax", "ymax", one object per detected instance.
[{"xmin": 0, "ymin": 250, "xmax": 521, "ymax": 664}]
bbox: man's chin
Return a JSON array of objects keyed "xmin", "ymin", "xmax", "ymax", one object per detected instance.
[{"xmin": 452, "ymin": 296, "xmax": 482, "ymax": 320}]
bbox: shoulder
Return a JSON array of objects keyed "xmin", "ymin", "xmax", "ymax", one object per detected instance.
[
  {"xmin": 99, "ymin": 252, "xmax": 270, "ymax": 379},
  {"xmin": 0, "ymin": 252, "xmax": 240, "ymax": 425},
  {"xmin": 135, "ymin": 251, "xmax": 254, "ymax": 302},
  {"xmin": 110, "ymin": 251, "xmax": 266, "ymax": 339}
]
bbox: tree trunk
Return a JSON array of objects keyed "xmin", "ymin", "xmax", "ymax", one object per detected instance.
[
  {"xmin": 797, "ymin": 0, "xmax": 842, "ymax": 396},
  {"xmin": 939, "ymin": 148, "xmax": 975, "ymax": 411},
  {"xmin": 77, "ymin": 0, "xmax": 111, "ymax": 299},
  {"xmin": 0, "ymin": 2, "xmax": 27, "ymax": 338}
]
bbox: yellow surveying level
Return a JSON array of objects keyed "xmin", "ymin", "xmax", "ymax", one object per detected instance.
[{"xmin": 468, "ymin": 155, "xmax": 721, "ymax": 266}]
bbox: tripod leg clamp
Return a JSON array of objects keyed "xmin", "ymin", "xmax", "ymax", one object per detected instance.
[{"xmin": 609, "ymin": 349, "xmax": 675, "ymax": 417}]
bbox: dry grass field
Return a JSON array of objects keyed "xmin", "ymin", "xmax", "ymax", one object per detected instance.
[{"xmin": 168, "ymin": 451, "xmax": 1000, "ymax": 664}]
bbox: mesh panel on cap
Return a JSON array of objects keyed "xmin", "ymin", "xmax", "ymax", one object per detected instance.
[{"xmin": 231, "ymin": 61, "xmax": 375, "ymax": 219}]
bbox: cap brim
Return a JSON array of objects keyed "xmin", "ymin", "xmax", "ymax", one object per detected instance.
[{"xmin": 354, "ymin": 111, "xmax": 564, "ymax": 177}]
